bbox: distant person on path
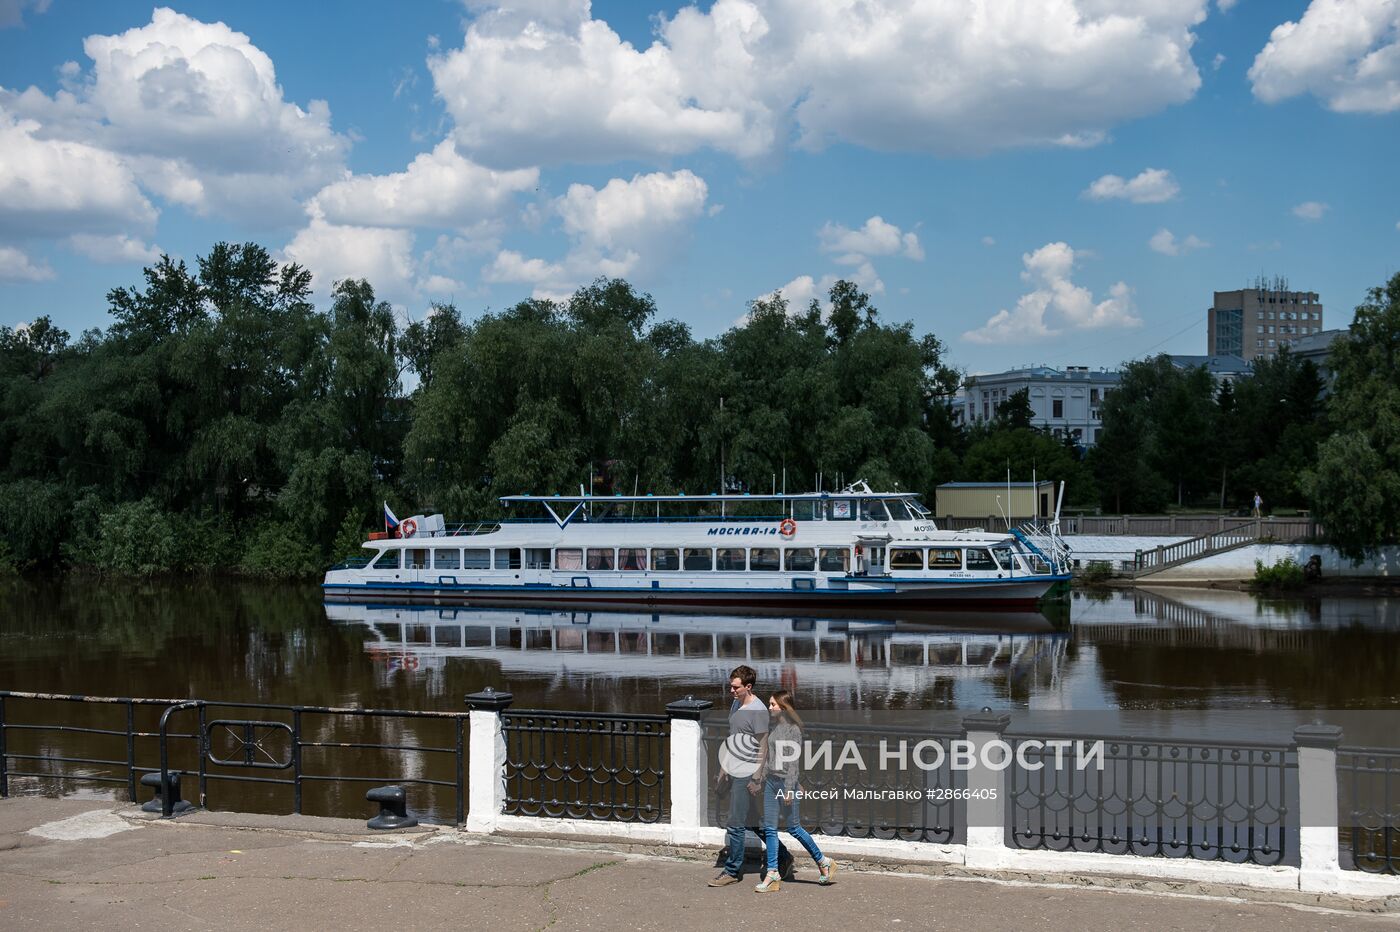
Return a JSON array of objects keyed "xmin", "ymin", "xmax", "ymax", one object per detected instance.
[
  {"xmin": 709, "ymin": 664, "xmax": 791, "ymax": 887},
  {"xmin": 1252, "ymin": 492, "xmax": 1263, "ymax": 518},
  {"xmin": 751, "ymin": 690, "xmax": 836, "ymax": 893}
]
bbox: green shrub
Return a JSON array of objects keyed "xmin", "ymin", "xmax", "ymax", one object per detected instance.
[
  {"xmin": 1252, "ymin": 557, "xmax": 1305, "ymax": 590},
  {"xmin": 238, "ymin": 519, "xmax": 324, "ymax": 579},
  {"xmin": 63, "ymin": 499, "xmax": 236, "ymax": 576},
  {"xmin": 1078, "ymin": 560, "xmax": 1115, "ymax": 584},
  {"xmin": 0, "ymin": 479, "xmax": 72, "ymax": 568}
]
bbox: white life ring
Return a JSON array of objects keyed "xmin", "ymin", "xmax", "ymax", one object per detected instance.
[{"xmin": 400, "ymin": 518, "xmax": 418, "ymax": 538}]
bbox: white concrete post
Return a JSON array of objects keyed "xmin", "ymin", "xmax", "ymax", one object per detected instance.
[
  {"xmin": 1294, "ymin": 723, "xmax": 1343, "ymax": 892},
  {"xmin": 962, "ymin": 709, "xmax": 1011, "ymax": 869},
  {"xmin": 464, "ymin": 687, "xmax": 513, "ymax": 834},
  {"xmin": 666, "ymin": 697, "xmax": 713, "ymax": 843}
]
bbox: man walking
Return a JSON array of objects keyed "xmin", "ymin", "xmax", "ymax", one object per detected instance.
[{"xmin": 709, "ymin": 664, "xmax": 792, "ymax": 886}]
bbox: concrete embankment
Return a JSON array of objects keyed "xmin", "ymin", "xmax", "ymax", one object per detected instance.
[
  {"xmin": 1064, "ymin": 535, "xmax": 1399, "ymax": 583},
  {"xmin": 1, "ymin": 798, "xmax": 1397, "ymax": 930}
]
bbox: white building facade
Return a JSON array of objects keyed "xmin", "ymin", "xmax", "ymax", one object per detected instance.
[{"xmin": 959, "ymin": 365, "xmax": 1121, "ymax": 448}]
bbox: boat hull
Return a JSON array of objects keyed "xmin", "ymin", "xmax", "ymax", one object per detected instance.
[{"xmin": 321, "ymin": 577, "xmax": 1067, "ymax": 611}]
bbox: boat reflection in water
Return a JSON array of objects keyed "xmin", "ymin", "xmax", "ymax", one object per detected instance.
[{"xmin": 323, "ymin": 603, "xmax": 1070, "ymax": 707}]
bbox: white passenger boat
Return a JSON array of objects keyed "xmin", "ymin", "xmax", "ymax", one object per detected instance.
[{"xmin": 322, "ymin": 482, "xmax": 1071, "ymax": 609}]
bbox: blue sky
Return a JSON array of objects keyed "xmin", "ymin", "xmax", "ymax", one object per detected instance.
[{"xmin": 2, "ymin": 0, "xmax": 1397, "ymax": 373}]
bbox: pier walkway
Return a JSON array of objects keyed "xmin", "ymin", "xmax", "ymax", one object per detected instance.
[{"xmin": 1, "ymin": 798, "xmax": 1395, "ymax": 931}]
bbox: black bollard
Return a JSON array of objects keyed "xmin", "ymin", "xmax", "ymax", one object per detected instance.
[
  {"xmin": 366, "ymin": 785, "xmax": 418, "ymax": 830},
  {"xmin": 140, "ymin": 771, "xmax": 192, "ymax": 814}
]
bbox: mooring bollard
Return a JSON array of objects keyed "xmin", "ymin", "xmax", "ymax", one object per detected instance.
[
  {"xmin": 365, "ymin": 785, "xmax": 418, "ymax": 830},
  {"xmin": 140, "ymin": 771, "xmax": 192, "ymax": 814}
]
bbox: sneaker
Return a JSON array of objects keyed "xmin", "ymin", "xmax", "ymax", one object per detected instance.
[
  {"xmin": 778, "ymin": 847, "xmax": 795, "ymax": 880},
  {"xmin": 708, "ymin": 872, "xmax": 740, "ymax": 887},
  {"xmin": 817, "ymin": 857, "xmax": 837, "ymax": 885},
  {"xmin": 754, "ymin": 873, "xmax": 781, "ymax": 893}
]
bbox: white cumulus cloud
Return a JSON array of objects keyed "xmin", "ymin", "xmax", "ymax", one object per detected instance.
[
  {"xmin": 311, "ymin": 139, "xmax": 538, "ymax": 230},
  {"xmin": 67, "ymin": 233, "xmax": 162, "ymax": 264},
  {"xmin": 0, "ymin": 245, "xmax": 54, "ymax": 282},
  {"xmin": 1249, "ymin": 0, "xmax": 1400, "ymax": 113},
  {"xmin": 1148, "ymin": 228, "xmax": 1210, "ymax": 255},
  {"xmin": 484, "ymin": 169, "xmax": 710, "ymax": 298},
  {"xmin": 2, "ymin": 7, "xmax": 349, "ymax": 225},
  {"xmin": 818, "ymin": 216, "xmax": 923, "ymax": 264},
  {"xmin": 1083, "ymin": 168, "xmax": 1181, "ymax": 204},
  {"xmin": 963, "ymin": 242, "xmax": 1141, "ymax": 344},
  {"xmin": 282, "ymin": 209, "xmax": 419, "ymax": 302},
  {"xmin": 1293, "ymin": 200, "xmax": 1329, "ymax": 220},
  {"xmin": 0, "ymin": 105, "xmax": 157, "ymax": 237},
  {"xmin": 431, "ymin": 0, "xmax": 1208, "ymax": 167}
]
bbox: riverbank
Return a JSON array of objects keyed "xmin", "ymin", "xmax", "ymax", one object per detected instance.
[{"xmin": 1, "ymin": 798, "xmax": 1395, "ymax": 930}]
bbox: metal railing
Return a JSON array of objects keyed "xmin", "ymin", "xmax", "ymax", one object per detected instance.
[
  {"xmin": 703, "ymin": 720, "xmax": 962, "ymax": 844},
  {"xmin": 501, "ymin": 710, "xmax": 669, "ymax": 823},
  {"xmin": 940, "ymin": 515, "xmax": 1319, "ymax": 540},
  {"xmin": 1007, "ymin": 734, "xmax": 1296, "ymax": 865},
  {"xmin": 0, "ymin": 691, "xmax": 469, "ymax": 824},
  {"xmin": 1339, "ymin": 747, "xmax": 1400, "ymax": 875}
]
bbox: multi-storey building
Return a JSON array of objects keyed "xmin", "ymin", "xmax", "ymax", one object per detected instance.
[
  {"xmin": 958, "ymin": 365, "xmax": 1120, "ymax": 448},
  {"xmin": 1208, "ymin": 280, "xmax": 1324, "ymax": 362}
]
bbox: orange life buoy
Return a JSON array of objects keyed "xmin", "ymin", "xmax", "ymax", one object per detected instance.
[
  {"xmin": 403, "ymin": 655, "xmax": 419, "ymax": 670},
  {"xmin": 400, "ymin": 518, "xmax": 418, "ymax": 538},
  {"xmin": 779, "ymin": 517, "xmax": 797, "ymax": 538}
]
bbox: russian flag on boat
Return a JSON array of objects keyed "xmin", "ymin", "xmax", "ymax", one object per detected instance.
[{"xmin": 383, "ymin": 502, "xmax": 400, "ymax": 536}]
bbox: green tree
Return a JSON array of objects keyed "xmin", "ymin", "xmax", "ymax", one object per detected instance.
[{"xmin": 1302, "ymin": 273, "xmax": 1400, "ymax": 560}]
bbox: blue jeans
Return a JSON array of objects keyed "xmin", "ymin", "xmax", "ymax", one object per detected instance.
[
  {"xmin": 722, "ymin": 777, "xmax": 788, "ymax": 877},
  {"xmin": 762, "ymin": 776, "xmax": 824, "ymax": 871}
]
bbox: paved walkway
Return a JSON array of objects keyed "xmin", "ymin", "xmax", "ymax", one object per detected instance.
[{"xmin": 1, "ymin": 798, "xmax": 1396, "ymax": 931}]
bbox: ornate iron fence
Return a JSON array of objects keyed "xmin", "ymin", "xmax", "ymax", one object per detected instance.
[
  {"xmin": 1339, "ymin": 747, "xmax": 1399, "ymax": 875},
  {"xmin": 0, "ymin": 691, "xmax": 468, "ymax": 824},
  {"xmin": 501, "ymin": 710, "xmax": 669, "ymax": 823},
  {"xmin": 1008, "ymin": 734, "xmax": 1296, "ymax": 865},
  {"xmin": 702, "ymin": 720, "xmax": 962, "ymax": 844}
]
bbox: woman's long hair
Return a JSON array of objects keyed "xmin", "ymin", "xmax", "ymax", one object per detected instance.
[{"xmin": 770, "ymin": 689, "xmax": 803, "ymax": 728}]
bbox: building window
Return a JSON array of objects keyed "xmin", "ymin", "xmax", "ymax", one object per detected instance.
[
  {"xmin": 716, "ymin": 548, "xmax": 746, "ymax": 571},
  {"xmin": 1052, "ymin": 399, "xmax": 1063, "ymax": 418},
  {"xmin": 1089, "ymin": 388, "xmax": 1099, "ymax": 404}
]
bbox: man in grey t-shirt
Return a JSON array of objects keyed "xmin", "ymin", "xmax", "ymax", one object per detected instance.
[{"xmin": 708, "ymin": 664, "xmax": 790, "ymax": 886}]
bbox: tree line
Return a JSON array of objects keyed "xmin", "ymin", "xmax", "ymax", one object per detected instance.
[{"xmin": 0, "ymin": 242, "xmax": 1395, "ymax": 576}]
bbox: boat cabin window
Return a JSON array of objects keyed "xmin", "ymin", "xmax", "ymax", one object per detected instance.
[
  {"xmin": 790, "ymin": 501, "xmax": 819, "ymax": 521},
  {"xmin": 784, "ymin": 548, "xmax": 816, "ymax": 571},
  {"xmin": 406, "ymin": 549, "xmax": 428, "ymax": 570},
  {"xmin": 371, "ymin": 549, "xmax": 400, "ymax": 569},
  {"xmin": 526, "ymin": 548, "xmax": 551, "ymax": 569},
  {"xmin": 827, "ymin": 500, "xmax": 854, "ymax": 520},
  {"xmin": 886, "ymin": 500, "xmax": 914, "ymax": 521},
  {"xmin": 928, "ymin": 548, "xmax": 961, "ymax": 569},
  {"xmin": 555, "ymin": 548, "xmax": 583, "ymax": 570},
  {"xmin": 434, "ymin": 549, "xmax": 460, "ymax": 570},
  {"xmin": 889, "ymin": 548, "xmax": 925, "ymax": 570},
  {"xmin": 716, "ymin": 548, "xmax": 745, "ymax": 571},
  {"xmin": 462, "ymin": 548, "xmax": 490, "ymax": 569},
  {"xmin": 819, "ymin": 548, "xmax": 850, "ymax": 573},
  {"xmin": 494, "ymin": 548, "xmax": 522, "ymax": 570},
  {"xmin": 749, "ymin": 548, "xmax": 780, "ymax": 571},
  {"xmin": 859, "ymin": 500, "xmax": 891, "ymax": 521},
  {"xmin": 683, "ymin": 548, "xmax": 713, "ymax": 571},
  {"xmin": 586, "ymin": 548, "xmax": 614, "ymax": 570},
  {"xmin": 991, "ymin": 546, "xmax": 1019, "ymax": 571},
  {"xmin": 651, "ymin": 548, "xmax": 680, "ymax": 571},
  {"xmin": 964, "ymin": 548, "xmax": 997, "ymax": 571},
  {"xmin": 619, "ymin": 548, "xmax": 648, "ymax": 571}
]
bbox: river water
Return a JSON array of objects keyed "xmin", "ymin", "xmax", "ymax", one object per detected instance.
[{"xmin": 2, "ymin": 579, "xmax": 1397, "ymax": 820}]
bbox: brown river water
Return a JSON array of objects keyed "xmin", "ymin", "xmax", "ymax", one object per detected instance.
[{"xmin": 2, "ymin": 579, "xmax": 1397, "ymax": 821}]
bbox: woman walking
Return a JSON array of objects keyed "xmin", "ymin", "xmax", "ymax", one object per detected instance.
[{"xmin": 752, "ymin": 690, "xmax": 836, "ymax": 893}]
